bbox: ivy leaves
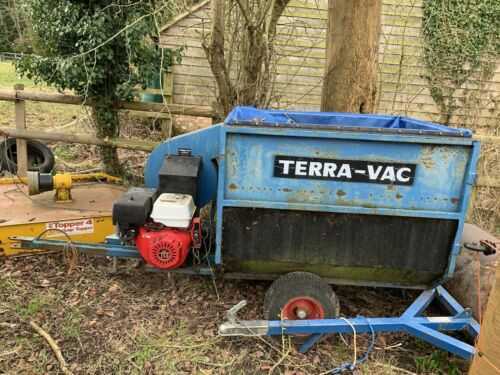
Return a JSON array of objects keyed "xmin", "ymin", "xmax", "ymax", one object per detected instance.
[
  {"xmin": 423, "ymin": 0, "xmax": 499, "ymax": 85},
  {"xmin": 422, "ymin": 0, "xmax": 500, "ymax": 122}
]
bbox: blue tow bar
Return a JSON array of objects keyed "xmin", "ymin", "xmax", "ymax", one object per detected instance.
[{"xmin": 219, "ymin": 286, "xmax": 479, "ymax": 360}]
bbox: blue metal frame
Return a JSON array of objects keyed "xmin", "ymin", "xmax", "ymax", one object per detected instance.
[
  {"xmin": 443, "ymin": 140, "xmax": 481, "ymax": 282},
  {"xmin": 213, "ymin": 124, "xmax": 480, "ymax": 287},
  {"xmin": 11, "ymin": 235, "xmax": 142, "ymax": 258},
  {"xmin": 245, "ymin": 286, "xmax": 478, "ymax": 359},
  {"xmin": 144, "ymin": 124, "xmax": 222, "ymax": 207}
]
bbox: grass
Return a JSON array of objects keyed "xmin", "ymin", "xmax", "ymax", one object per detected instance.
[
  {"xmin": 415, "ymin": 352, "xmax": 462, "ymax": 375},
  {"xmin": 52, "ymin": 143, "xmax": 83, "ymax": 160},
  {"xmin": 0, "ymin": 61, "xmax": 84, "ymax": 130},
  {"xmin": 0, "ymin": 61, "xmax": 36, "ymax": 88},
  {"xmin": 62, "ymin": 307, "xmax": 83, "ymax": 339},
  {"xmin": 128, "ymin": 333, "xmax": 161, "ymax": 371},
  {"xmin": 16, "ymin": 295, "xmax": 50, "ymax": 319}
]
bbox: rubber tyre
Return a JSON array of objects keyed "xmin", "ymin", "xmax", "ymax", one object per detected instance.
[
  {"xmin": 0, "ymin": 138, "xmax": 55, "ymax": 173},
  {"xmin": 264, "ymin": 272, "xmax": 340, "ymax": 321}
]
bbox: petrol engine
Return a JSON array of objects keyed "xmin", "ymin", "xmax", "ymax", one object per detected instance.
[{"xmin": 112, "ymin": 150, "xmax": 202, "ymax": 270}]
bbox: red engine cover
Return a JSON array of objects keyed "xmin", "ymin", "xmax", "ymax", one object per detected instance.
[{"xmin": 135, "ymin": 226, "xmax": 192, "ymax": 269}]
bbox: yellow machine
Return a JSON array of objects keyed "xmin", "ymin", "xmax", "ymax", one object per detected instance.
[{"xmin": 0, "ymin": 172, "xmax": 124, "ymax": 257}]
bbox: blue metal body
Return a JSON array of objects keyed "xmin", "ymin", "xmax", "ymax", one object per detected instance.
[{"xmin": 144, "ymin": 107, "xmax": 480, "ymax": 287}]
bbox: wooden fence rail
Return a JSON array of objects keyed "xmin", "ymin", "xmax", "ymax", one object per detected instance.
[
  {"xmin": 0, "ymin": 89, "xmax": 216, "ymax": 117},
  {"xmin": 0, "ymin": 87, "xmax": 498, "ymax": 189},
  {"xmin": 0, "ymin": 86, "xmax": 216, "ymax": 176},
  {"xmin": 0, "ymin": 127, "xmax": 158, "ymax": 152}
]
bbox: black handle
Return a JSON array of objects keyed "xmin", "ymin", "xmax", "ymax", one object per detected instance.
[{"xmin": 464, "ymin": 240, "xmax": 497, "ymax": 256}]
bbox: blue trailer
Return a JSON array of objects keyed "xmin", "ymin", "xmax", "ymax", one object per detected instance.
[{"xmin": 14, "ymin": 107, "xmax": 489, "ymax": 362}]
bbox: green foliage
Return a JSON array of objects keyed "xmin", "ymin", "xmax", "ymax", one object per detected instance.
[
  {"xmin": 0, "ymin": 0, "xmax": 32, "ymax": 53},
  {"xmin": 0, "ymin": 1, "xmax": 15, "ymax": 52},
  {"xmin": 422, "ymin": 0, "xmax": 500, "ymax": 123},
  {"xmin": 15, "ymin": 0, "xmax": 179, "ymax": 174},
  {"xmin": 415, "ymin": 351, "xmax": 461, "ymax": 375},
  {"xmin": 16, "ymin": 0, "xmax": 178, "ymax": 101},
  {"xmin": 16, "ymin": 296, "xmax": 49, "ymax": 319}
]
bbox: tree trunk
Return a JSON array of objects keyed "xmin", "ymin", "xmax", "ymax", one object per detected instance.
[
  {"xmin": 321, "ymin": 0, "xmax": 382, "ymax": 113},
  {"xmin": 203, "ymin": 0, "xmax": 235, "ymax": 116},
  {"xmin": 91, "ymin": 105, "xmax": 123, "ymax": 176},
  {"xmin": 203, "ymin": 0, "xmax": 290, "ymax": 116}
]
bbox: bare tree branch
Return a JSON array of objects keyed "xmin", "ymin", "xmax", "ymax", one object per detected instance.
[
  {"xmin": 202, "ymin": 0, "xmax": 235, "ymax": 115},
  {"xmin": 203, "ymin": 0, "xmax": 291, "ymax": 114},
  {"xmin": 234, "ymin": 0, "xmax": 252, "ymax": 27},
  {"xmin": 30, "ymin": 321, "xmax": 73, "ymax": 375}
]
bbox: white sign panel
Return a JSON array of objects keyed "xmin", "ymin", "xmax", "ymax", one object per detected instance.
[{"xmin": 46, "ymin": 218, "xmax": 94, "ymax": 236}]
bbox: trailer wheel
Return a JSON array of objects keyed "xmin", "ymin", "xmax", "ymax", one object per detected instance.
[{"xmin": 264, "ymin": 272, "xmax": 339, "ymax": 322}]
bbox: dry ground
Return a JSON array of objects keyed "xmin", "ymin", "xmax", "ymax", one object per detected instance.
[
  {"xmin": 0, "ymin": 255, "xmax": 468, "ymax": 375},
  {"xmin": 0, "ymin": 60, "xmax": 473, "ymax": 374}
]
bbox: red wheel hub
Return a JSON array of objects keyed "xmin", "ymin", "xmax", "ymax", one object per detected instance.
[{"xmin": 282, "ymin": 296, "xmax": 325, "ymax": 320}]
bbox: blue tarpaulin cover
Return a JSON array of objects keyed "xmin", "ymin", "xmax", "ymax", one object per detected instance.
[{"xmin": 224, "ymin": 106, "xmax": 472, "ymax": 137}]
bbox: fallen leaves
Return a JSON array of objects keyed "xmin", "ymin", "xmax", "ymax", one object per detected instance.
[{"xmin": 0, "ymin": 255, "xmax": 468, "ymax": 375}]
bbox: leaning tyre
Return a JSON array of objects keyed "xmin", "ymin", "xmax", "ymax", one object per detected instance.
[
  {"xmin": 0, "ymin": 138, "xmax": 55, "ymax": 173},
  {"xmin": 264, "ymin": 272, "xmax": 339, "ymax": 321}
]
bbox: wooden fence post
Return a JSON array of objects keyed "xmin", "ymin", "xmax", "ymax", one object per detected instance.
[
  {"xmin": 14, "ymin": 84, "xmax": 28, "ymax": 176},
  {"xmin": 160, "ymin": 69, "xmax": 174, "ymax": 139}
]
